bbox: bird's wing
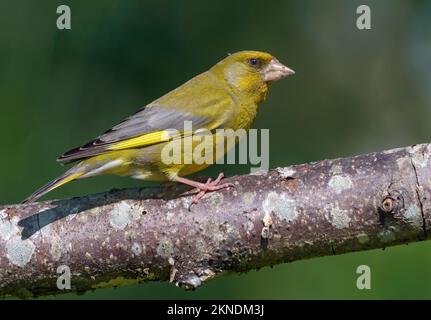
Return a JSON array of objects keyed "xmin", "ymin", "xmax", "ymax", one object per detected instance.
[{"xmin": 57, "ymin": 74, "xmax": 235, "ymax": 163}]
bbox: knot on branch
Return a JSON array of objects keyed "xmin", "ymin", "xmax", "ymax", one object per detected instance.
[
  {"xmin": 377, "ymin": 182, "xmax": 424, "ymax": 232},
  {"xmin": 379, "ymin": 189, "xmax": 404, "ymax": 215},
  {"xmin": 381, "ymin": 197, "xmax": 395, "ymax": 213}
]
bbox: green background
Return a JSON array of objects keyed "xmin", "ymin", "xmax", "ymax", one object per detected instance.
[{"xmin": 1, "ymin": 0, "xmax": 431, "ymax": 299}]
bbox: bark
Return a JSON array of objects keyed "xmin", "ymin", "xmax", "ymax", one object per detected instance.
[{"xmin": 1, "ymin": 143, "xmax": 431, "ymax": 297}]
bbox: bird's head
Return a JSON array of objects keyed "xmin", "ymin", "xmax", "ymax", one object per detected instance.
[{"xmin": 211, "ymin": 50, "xmax": 295, "ymax": 102}]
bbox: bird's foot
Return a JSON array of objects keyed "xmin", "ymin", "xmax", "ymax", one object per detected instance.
[
  {"xmin": 175, "ymin": 173, "xmax": 233, "ymax": 210},
  {"xmin": 190, "ymin": 173, "xmax": 233, "ymax": 207}
]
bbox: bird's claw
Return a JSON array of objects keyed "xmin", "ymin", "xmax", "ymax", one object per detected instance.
[{"xmin": 188, "ymin": 173, "xmax": 234, "ymax": 210}]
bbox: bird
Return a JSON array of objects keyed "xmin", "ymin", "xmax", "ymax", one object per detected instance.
[{"xmin": 23, "ymin": 50, "xmax": 295, "ymax": 206}]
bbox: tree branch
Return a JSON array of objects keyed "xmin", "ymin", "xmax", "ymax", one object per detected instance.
[{"xmin": 1, "ymin": 143, "xmax": 431, "ymax": 297}]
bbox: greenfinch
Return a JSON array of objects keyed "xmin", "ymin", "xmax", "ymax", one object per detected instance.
[{"xmin": 23, "ymin": 50, "xmax": 294, "ymax": 205}]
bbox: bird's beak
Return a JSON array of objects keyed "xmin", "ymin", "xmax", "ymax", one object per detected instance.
[{"xmin": 263, "ymin": 58, "xmax": 295, "ymax": 82}]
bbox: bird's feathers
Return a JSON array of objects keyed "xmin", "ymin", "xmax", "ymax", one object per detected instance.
[
  {"xmin": 57, "ymin": 105, "xmax": 212, "ymax": 163},
  {"xmin": 22, "ymin": 171, "xmax": 83, "ymax": 203},
  {"xmin": 58, "ymin": 72, "xmax": 234, "ymax": 163}
]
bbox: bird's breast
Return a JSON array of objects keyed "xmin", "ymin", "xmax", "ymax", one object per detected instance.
[{"xmin": 226, "ymin": 101, "xmax": 258, "ymax": 131}]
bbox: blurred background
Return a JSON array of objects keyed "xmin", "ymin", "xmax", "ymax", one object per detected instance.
[{"xmin": 1, "ymin": 0, "xmax": 431, "ymax": 299}]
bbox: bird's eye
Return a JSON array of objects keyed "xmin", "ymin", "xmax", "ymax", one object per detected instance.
[{"xmin": 248, "ymin": 58, "xmax": 261, "ymax": 68}]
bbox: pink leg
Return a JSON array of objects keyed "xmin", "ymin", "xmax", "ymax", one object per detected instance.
[{"xmin": 175, "ymin": 173, "xmax": 234, "ymax": 209}]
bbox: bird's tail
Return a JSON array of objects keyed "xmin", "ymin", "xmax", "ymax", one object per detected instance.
[{"xmin": 22, "ymin": 170, "xmax": 83, "ymax": 204}]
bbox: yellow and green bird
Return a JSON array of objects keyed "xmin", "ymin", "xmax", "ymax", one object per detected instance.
[{"xmin": 23, "ymin": 51, "xmax": 294, "ymax": 205}]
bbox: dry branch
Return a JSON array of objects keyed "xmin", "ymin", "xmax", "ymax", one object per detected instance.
[{"xmin": 1, "ymin": 143, "xmax": 431, "ymax": 297}]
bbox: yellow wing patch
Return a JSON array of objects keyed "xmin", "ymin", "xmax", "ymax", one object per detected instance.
[
  {"xmin": 107, "ymin": 131, "xmax": 171, "ymax": 151},
  {"xmin": 107, "ymin": 130, "xmax": 185, "ymax": 151}
]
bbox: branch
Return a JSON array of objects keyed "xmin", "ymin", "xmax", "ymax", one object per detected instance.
[{"xmin": 1, "ymin": 143, "xmax": 431, "ymax": 297}]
